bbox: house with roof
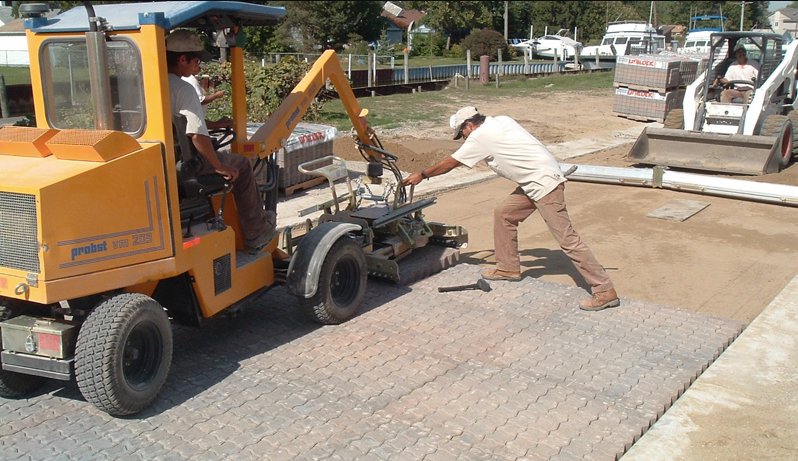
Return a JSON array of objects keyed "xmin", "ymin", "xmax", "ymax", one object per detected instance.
[
  {"xmin": 0, "ymin": 18, "xmax": 28, "ymax": 66},
  {"xmin": 768, "ymin": 8, "xmax": 798, "ymax": 39},
  {"xmin": 0, "ymin": 5, "xmax": 60, "ymax": 66},
  {"xmin": 380, "ymin": 1, "xmax": 428, "ymax": 50}
]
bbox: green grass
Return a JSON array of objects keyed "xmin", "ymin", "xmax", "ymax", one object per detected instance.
[
  {"xmin": 317, "ymin": 70, "xmax": 615, "ymax": 132},
  {"xmin": 0, "ymin": 67, "xmax": 33, "ymax": 86}
]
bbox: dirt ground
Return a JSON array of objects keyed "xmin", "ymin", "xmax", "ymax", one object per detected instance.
[{"xmin": 333, "ymin": 89, "xmax": 798, "ymax": 325}]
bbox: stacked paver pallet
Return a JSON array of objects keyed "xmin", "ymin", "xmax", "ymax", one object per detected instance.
[
  {"xmin": 613, "ymin": 54, "xmax": 700, "ymax": 122},
  {"xmin": 247, "ymin": 122, "xmax": 338, "ymax": 192}
]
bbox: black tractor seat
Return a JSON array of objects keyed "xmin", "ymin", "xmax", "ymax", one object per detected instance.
[{"xmin": 172, "ymin": 114, "xmax": 230, "ymax": 233}]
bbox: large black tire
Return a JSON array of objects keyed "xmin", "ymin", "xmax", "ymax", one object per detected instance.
[
  {"xmin": 787, "ymin": 110, "xmax": 798, "ymax": 157},
  {"xmin": 663, "ymin": 109, "xmax": 684, "ymax": 130},
  {"xmin": 300, "ymin": 237, "xmax": 367, "ymax": 325},
  {"xmin": 0, "ymin": 302, "xmax": 48, "ymax": 398},
  {"xmin": 760, "ymin": 115, "xmax": 793, "ymax": 170},
  {"xmin": 75, "ymin": 293, "xmax": 172, "ymax": 416}
]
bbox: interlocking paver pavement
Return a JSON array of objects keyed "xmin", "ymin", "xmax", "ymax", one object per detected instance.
[{"xmin": 0, "ymin": 263, "xmax": 743, "ymax": 460}]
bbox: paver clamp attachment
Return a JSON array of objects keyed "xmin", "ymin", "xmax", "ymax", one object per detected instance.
[{"xmin": 628, "ymin": 127, "xmax": 785, "ymax": 175}]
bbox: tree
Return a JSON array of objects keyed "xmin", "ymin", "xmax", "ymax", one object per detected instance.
[
  {"xmin": 460, "ymin": 28, "xmax": 508, "ymax": 61},
  {"xmin": 405, "ymin": 1, "xmax": 494, "ymax": 42},
  {"xmin": 274, "ymin": 1, "xmax": 384, "ymax": 52}
]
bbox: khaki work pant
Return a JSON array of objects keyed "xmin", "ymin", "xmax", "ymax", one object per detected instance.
[
  {"xmin": 493, "ymin": 183, "xmax": 614, "ymax": 294},
  {"xmin": 721, "ymin": 88, "xmax": 753, "ymax": 104}
]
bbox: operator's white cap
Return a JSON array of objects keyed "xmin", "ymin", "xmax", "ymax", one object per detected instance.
[
  {"xmin": 450, "ymin": 106, "xmax": 479, "ymax": 140},
  {"xmin": 166, "ymin": 29, "xmax": 213, "ymax": 62}
]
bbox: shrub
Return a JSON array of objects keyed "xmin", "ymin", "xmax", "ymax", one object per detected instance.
[
  {"xmin": 461, "ymin": 29, "xmax": 509, "ymax": 61},
  {"xmin": 203, "ymin": 56, "xmax": 334, "ymax": 123},
  {"xmin": 445, "ymin": 44, "xmax": 462, "ymax": 58}
]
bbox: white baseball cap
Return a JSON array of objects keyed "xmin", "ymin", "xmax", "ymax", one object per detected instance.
[
  {"xmin": 450, "ymin": 106, "xmax": 479, "ymax": 140},
  {"xmin": 166, "ymin": 29, "xmax": 213, "ymax": 62}
]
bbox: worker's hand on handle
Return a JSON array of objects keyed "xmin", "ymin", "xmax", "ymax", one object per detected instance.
[
  {"xmin": 215, "ymin": 163, "xmax": 239, "ymax": 182},
  {"xmin": 401, "ymin": 171, "xmax": 425, "ymax": 187}
]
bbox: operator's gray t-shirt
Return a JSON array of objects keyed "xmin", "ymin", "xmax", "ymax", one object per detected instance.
[{"xmin": 451, "ymin": 115, "xmax": 565, "ymax": 201}]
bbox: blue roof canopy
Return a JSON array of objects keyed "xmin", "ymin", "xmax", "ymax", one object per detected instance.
[{"xmin": 27, "ymin": 1, "xmax": 286, "ymax": 33}]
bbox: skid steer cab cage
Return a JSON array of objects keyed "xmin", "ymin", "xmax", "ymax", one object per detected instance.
[{"xmin": 629, "ymin": 31, "xmax": 798, "ymax": 175}]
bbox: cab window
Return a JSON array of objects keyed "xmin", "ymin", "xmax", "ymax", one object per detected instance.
[{"xmin": 41, "ymin": 38, "xmax": 145, "ymax": 135}]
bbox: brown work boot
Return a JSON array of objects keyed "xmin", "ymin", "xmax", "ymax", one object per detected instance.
[
  {"xmin": 245, "ymin": 212, "xmax": 278, "ymax": 254},
  {"xmin": 579, "ymin": 288, "xmax": 620, "ymax": 311},
  {"xmin": 481, "ymin": 268, "xmax": 522, "ymax": 282}
]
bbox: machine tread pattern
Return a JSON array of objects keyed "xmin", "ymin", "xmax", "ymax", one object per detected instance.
[
  {"xmin": 662, "ymin": 109, "xmax": 684, "ymax": 130},
  {"xmin": 301, "ymin": 237, "xmax": 367, "ymax": 325},
  {"xmin": 75, "ymin": 293, "xmax": 172, "ymax": 416},
  {"xmin": 759, "ymin": 115, "xmax": 793, "ymax": 168}
]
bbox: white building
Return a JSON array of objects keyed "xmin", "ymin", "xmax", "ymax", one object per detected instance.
[{"xmin": 768, "ymin": 8, "xmax": 798, "ymax": 39}]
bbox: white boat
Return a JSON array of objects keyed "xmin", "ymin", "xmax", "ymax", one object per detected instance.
[
  {"xmin": 529, "ymin": 29, "xmax": 581, "ymax": 60},
  {"xmin": 579, "ymin": 21, "xmax": 666, "ymax": 65},
  {"xmin": 680, "ymin": 15, "xmax": 725, "ymax": 54}
]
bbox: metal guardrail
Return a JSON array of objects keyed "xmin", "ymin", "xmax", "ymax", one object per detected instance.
[{"xmin": 393, "ymin": 62, "xmax": 567, "ymax": 83}]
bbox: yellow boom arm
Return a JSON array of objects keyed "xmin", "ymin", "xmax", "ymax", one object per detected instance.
[{"xmin": 246, "ymin": 50, "xmax": 377, "ymax": 159}]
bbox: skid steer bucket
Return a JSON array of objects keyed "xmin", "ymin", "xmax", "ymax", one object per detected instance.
[{"xmin": 628, "ymin": 127, "xmax": 783, "ymax": 175}]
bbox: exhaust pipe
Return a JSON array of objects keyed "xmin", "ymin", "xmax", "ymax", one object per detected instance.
[{"xmin": 83, "ymin": 1, "xmax": 114, "ymax": 130}]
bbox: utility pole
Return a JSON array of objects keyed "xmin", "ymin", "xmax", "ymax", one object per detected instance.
[
  {"xmin": 504, "ymin": 1, "xmax": 508, "ymax": 40},
  {"xmin": 740, "ymin": 1, "xmax": 752, "ymax": 31}
]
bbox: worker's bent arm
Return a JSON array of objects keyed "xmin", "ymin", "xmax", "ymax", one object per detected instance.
[
  {"xmin": 402, "ymin": 156, "xmax": 463, "ymax": 186},
  {"xmin": 190, "ymin": 133, "xmax": 238, "ymax": 181}
]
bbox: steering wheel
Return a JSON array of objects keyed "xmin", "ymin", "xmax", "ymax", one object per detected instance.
[
  {"xmin": 721, "ymin": 80, "xmax": 756, "ymax": 90},
  {"xmin": 209, "ymin": 126, "xmax": 236, "ymax": 150}
]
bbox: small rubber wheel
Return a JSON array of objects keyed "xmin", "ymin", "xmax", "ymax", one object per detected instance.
[
  {"xmin": 75, "ymin": 293, "xmax": 172, "ymax": 416},
  {"xmin": 300, "ymin": 237, "xmax": 367, "ymax": 325}
]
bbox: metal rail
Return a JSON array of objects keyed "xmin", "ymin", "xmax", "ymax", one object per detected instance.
[{"xmin": 560, "ymin": 163, "xmax": 798, "ymax": 207}]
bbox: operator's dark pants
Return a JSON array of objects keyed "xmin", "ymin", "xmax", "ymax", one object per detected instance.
[
  {"xmin": 195, "ymin": 152, "xmax": 268, "ymax": 241},
  {"xmin": 494, "ymin": 183, "xmax": 614, "ymax": 294}
]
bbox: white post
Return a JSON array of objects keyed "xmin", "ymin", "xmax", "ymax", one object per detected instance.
[
  {"xmin": 466, "ymin": 50, "xmax": 471, "ymax": 89},
  {"xmin": 372, "ymin": 51, "xmax": 377, "ymax": 83},
  {"xmin": 367, "ymin": 53, "xmax": 373, "ymax": 87},
  {"xmin": 498, "ymin": 49, "xmax": 503, "ymax": 76},
  {"xmin": 404, "ymin": 50, "xmax": 409, "ymax": 84},
  {"xmin": 348, "ymin": 54, "xmax": 352, "ymax": 79},
  {"xmin": 524, "ymin": 48, "xmax": 529, "ymax": 74}
]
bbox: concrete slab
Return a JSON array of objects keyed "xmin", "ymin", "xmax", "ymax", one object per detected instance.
[
  {"xmin": 621, "ymin": 272, "xmax": 798, "ymax": 461},
  {"xmin": 0, "ymin": 264, "xmax": 743, "ymax": 460},
  {"xmin": 646, "ymin": 199, "xmax": 711, "ymax": 222}
]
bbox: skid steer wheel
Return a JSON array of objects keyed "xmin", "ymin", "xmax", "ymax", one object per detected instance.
[
  {"xmin": 75, "ymin": 293, "xmax": 173, "ymax": 416},
  {"xmin": 788, "ymin": 110, "xmax": 798, "ymax": 157},
  {"xmin": 300, "ymin": 237, "xmax": 367, "ymax": 325},
  {"xmin": 663, "ymin": 109, "xmax": 684, "ymax": 130},
  {"xmin": 760, "ymin": 115, "xmax": 794, "ymax": 170},
  {"xmin": 0, "ymin": 302, "xmax": 48, "ymax": 398}
]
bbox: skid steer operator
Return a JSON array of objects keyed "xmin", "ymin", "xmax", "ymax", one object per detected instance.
[
  {"xmin": 402, "ymin": 107, "xmax": 620, "ymax": 311},
  {"xmin": 166, "ymin": 30, "xmax": 276, "ymax": 252},
  {"xmin": 716, "ymin": 47, "xmax": 759, "ymax": 104}
]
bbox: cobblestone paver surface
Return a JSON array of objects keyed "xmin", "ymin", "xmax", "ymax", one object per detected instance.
[{"xmin": 0, "ymin": 264, "xmax": 743, "ymax": 461}]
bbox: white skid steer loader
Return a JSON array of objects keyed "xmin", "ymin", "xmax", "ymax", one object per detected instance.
[{"xmin": 629, "ymin": 32, "xmax": 798, "ymax": 175}]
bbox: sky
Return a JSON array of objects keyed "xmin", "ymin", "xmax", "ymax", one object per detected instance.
[{"xmin": 770, "ymin": 1, "xmax": 792, "ymax": 11}]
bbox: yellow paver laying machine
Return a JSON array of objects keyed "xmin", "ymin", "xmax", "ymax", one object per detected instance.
[{"xmin": 0, "ymin": 1, "xmax": 466, "ymax": 415}]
